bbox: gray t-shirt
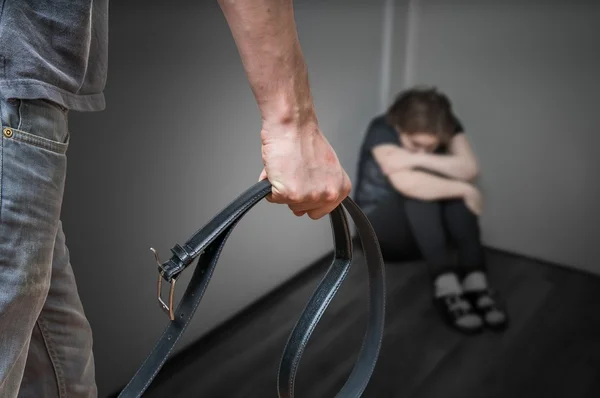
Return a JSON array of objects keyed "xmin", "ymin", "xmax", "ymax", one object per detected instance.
[{"xmin": 0, "ymin": 0, "xmax": 108, "ymax": 112}]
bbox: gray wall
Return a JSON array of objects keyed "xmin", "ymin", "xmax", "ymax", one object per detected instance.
[
  {"xmin": 62, "ymin": 1, "xmax": 386, "ymax": 395},
  {"xmin": 390, "ymin": 0, "xmax": 600, "ymax": 275},
  {"xmin": 387, "ymin": 0, "xmax": 414, "ymax": 103}
]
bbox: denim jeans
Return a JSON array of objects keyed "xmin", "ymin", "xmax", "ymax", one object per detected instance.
[{"xmin": 0, "ymin": 96, "xmax": 97, "ymax": 397}]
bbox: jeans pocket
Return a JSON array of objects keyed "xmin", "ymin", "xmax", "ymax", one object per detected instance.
[
  {"xmin": 0, "ymin": 98, "xmax": 69, "ymax": 223},
  {"xmin": 2, "ymin": 126, "xmax": 69, "ymax": 154},
  {"xmin": 2, "ymin": 98, "xmax": 70, "ymax": 149}
]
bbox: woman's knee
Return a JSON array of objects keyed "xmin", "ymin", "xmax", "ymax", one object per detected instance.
[
  {"xmin": 403, "ymin": 197, "xmax": 444, "ymax": 224},
  {"xmin": 404, "ymin": 197, "xmax": 441, "ymax": 208},
  {"xmin": 442, "ymin": 199, "xmax": 482, "ymax": 241},
  {"xmin": 444, "ymin": 198, "xmax": 478, "ymax": 220}
]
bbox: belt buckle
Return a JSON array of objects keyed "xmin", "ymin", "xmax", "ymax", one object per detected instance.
[{"xmin": 151, "ymin": 248, "xmax": 176, "ymax": 321}]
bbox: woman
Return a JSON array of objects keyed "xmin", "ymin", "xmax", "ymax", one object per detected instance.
[{"xmin": 355, "ymin": 86, "xmax": 508, "ymax": 334}]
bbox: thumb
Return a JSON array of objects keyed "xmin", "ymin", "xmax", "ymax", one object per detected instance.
[
  {"xmin": 258, "ymin": 168, "xmax": 267, "ymax": 182},
  {"xmin": 258, "ymin": 168, "xmax": 274, "ymax": 203}
]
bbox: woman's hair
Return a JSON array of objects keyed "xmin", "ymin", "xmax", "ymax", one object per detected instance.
[{"xmin": 386, "ymin": 86, "xmax": 458, "ymax": 145}]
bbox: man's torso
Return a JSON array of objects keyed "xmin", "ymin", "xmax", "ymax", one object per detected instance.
[{"xmin": 0, "ymin": 0, "xmax": 109, "ymax": 112}]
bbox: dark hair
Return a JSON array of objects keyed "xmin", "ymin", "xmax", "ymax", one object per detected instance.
[{"xmin": 385, "ymin": 86, "xmax": 457, "ymax": 145}]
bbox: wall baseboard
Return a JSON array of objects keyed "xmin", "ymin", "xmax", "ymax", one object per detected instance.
[{"xmin": 484, "ymin": 245, "xmax": 600, "ymax": 280}]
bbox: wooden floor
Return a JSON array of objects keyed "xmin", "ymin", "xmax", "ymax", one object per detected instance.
[{"xmin": 139, "ymin": 247, "xmax": 600, "ymax": 398}]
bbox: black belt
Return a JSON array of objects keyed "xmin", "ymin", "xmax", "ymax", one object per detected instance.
[{"xmin": 118, "ymin": 179, "xmax": 386, "ymax": 397}]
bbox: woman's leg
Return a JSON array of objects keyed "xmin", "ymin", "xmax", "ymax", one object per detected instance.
[
  {"xmin": 402, "ymin": 197, "xmax": 456, "ymax": 279},
  {"xmin": 440, "ymin": 199, "xmax": 486, "ymax": 274},
  {"xmin": 364, "ymin": 193, "xmax": 483, "ymax": 334},
  {"xmin": 403, "ymin": 197, "xmax": 486, "ymax": 333},
  {"xmin": 442, "ymin": 199, "xmax": 508, "ymax": 330},
  {"xmin": 362, "ymin": 193, "xmax": 420, "ymax": 262}
]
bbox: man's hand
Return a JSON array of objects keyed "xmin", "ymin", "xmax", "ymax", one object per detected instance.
[
  {"xmin": 219, "ymin": 0, "xmax": 351, "ymax": 219},
  {"xmin": 258, "ymin": 120, "xmax": 352, "ymax": 220},
  {"xmin": 462, "ymin": 184, "xmax": 483, "ymax": 216}
]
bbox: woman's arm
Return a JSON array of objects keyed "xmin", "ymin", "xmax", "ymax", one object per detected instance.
[
  {"xmin": 412, "ymin": 134, "xmax": 479, "ymax": 181},
  {"xmin": 387, "ymin": 169, "xmax": 471, "ymax": 201},
  {"xmin": 372, "ymin": 144, "xmax": 418, "ymax": 175},
  {"xmin": 372, "ymin": 134, "xmax": 479, "ymax": 182}
]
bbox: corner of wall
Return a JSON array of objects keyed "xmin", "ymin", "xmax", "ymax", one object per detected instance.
[
  {"xmin": 378, "ymin": 0, "xmax": 421, "ymax": 119},
  {"xmin": 379, "ymin": 0, "xmax": 395, "ymax": 113},
  {"xmin": 402, "ymin": 0, "xmax": 420, "ymax": 89}
]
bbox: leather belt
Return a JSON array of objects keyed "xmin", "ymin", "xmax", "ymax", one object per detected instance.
[{"xmin": 117, "ymin": 179, "xmax": 386, "ymax": 397}]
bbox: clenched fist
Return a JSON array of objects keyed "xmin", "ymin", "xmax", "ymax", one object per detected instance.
[{"xmin": 258, "ymin": 120, "xmax": 352, "ymax": 220}]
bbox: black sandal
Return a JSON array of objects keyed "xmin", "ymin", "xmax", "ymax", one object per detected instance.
[
  {"xmin": 433, "ymin": 293, "xmax": 484, "ymax": 335},
  {"xmin": 463, "ymin": 289, "xmax": 509, "ymax": 331}
]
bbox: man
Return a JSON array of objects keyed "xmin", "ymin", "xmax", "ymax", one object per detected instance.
[{"xmin": 0, "ymin": 0, "xmax": 351, "ymax": 396}]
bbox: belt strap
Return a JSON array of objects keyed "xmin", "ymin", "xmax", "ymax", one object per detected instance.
[{"xmin": 117, "ymin": 179, "xmax": 386, "ymax": 397}]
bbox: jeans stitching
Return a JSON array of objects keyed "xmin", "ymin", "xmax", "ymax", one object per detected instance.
[
  {"xmin": 36, "ymin": 318, "xmax": 67, "ymax": 398},
  {"xmin": 0, "ymin": 134, "xmax": 3, "ymax": 221},
  {"xmin": 8, "ymin": 129, "xmax": 68, "ymax": 155},
  {"xmin": 17, "ymin": 99, "xmax": 22, "ymax": 130}
]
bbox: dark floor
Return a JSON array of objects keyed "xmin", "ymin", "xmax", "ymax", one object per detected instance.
[{"xmin": 140, "ymin": 247, "xmax": 600, "ymax": 398}]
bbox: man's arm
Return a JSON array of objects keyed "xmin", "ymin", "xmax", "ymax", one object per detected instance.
[
  {"xmin": 218, "ymin": 0, "xmax": 314, "ymax": 126},
  {"xmin": 388, "ymin": 169, "xmax": 471, "ymax": 201},
  {"xmin": 218, "ymin": 0, "xmax": 351, "ymax": 220},
  {"xmin": 374, "ymin": 134, "xmax": 479, "ymax": 182}
]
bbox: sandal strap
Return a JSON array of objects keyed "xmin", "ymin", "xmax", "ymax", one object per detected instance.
[
  {"xmin": 467, "ymin": 289, "xmax": 503, "ymax": 312},
  {"xmin": 443, "ymin": 295, "xmax": 473, "ymax": 318}
]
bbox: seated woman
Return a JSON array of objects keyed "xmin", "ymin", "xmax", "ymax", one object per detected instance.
[{"xmin": 355, "ymin": 86, "xmax": 508, "ymax": 334}]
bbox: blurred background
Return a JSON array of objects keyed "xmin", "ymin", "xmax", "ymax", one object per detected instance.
[{"xmin": 61, "ymin": 0, "xmax": 600, "ymax": 396}]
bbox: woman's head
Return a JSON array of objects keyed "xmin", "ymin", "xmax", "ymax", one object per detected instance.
[{"xmin": 386, "ymin": 86, "xmax": 458, "ymax": 153}]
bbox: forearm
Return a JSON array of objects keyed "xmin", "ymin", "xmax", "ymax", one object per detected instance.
[
  {"xmin": 412, "ymin": 153, "xmax": 478, "ymax": 181},
  {"xmin": 218, "ymin": 0, "xmax": 316, "ymax": 128},
  {"xmin": 388, "ymin": 169, "xmax": 470, "ymax": 201}
]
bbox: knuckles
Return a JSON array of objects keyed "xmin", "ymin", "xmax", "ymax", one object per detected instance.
[
  {"xmin": 323, "ymin": 188, "xmax": 339, "ymax": 203},
  {"xmin": 272, "ymin": 172, "xmax": 351, "ymax": 211}
]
